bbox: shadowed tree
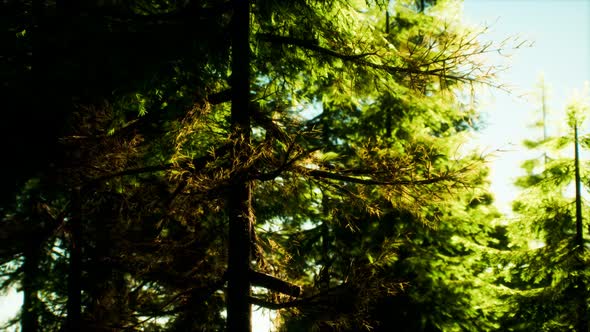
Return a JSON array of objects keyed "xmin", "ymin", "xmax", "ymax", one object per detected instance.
[{"xmin": 0, "ymin": 1, "xmax": 516, "ymax": 331}]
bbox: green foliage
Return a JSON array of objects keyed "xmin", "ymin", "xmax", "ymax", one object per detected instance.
[
  {"xmin": 0, "ymin": 0, "xmax": 513, "ymax": 331},
  {"xmin": 499, "ymin": 80, "xmax": 590, "ymax": 331}
]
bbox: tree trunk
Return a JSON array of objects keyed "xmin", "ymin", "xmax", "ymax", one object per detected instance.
[
  {"xmin": 85, "ymin": 205, "xmax": 128, "ymax": 330},
  {"xmin": 541, "ymin": 80, "xmax": 548, "ymax": 165},
  {"xmin": 573, "ymin": 121, "xmax": 588, "ymax": 332},
  {"xmin": 22, "ymin": 242, "xmax": 40, "ymax": 332},
  {"xmin": 574, "ymin": 121, "xmax": 584, "ymax": 247},
  {"xmin": 65, "ymin": 187, "xmax": 82, "ymax": 331},
  {"xmin": 227, "ymin": 0, "xmax": 252, "ymax": 331}
]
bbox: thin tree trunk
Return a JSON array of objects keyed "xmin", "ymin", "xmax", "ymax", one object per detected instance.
[
  {"xmin": 227, "ymin": 0, "xmax": 252, "ymax": 331},
  {"xmin": 65, "ymin": 187, "xmax": 82, "ymax": 331},
  {"xmin": 541, "ymin": 80, "xmax": 548, "ymax": 165},
  {"xmin": 573, "ymin": 121, "xmax": 588, "ymax": 332},
  {"xmin": 22, "ymin": 242, "xmax": 40, "ymax": 332},
  {"xmin": 574, "ymin": 121, "xmax": 584, "ymax": 246},
  {"xmin": 319, "ymin": 184, "xmax": 331, "ymax": 291},
  {"xmin": 384, "ymin": 11, "xmax": 393, "ymax": 138}
]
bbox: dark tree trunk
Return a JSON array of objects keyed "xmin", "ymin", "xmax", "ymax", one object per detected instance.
[
  {"xmin": 84, "ymin": 206, "xmax": 128, "ymax": 330},
  {"xmin": 65, "ymin": 188, "xmax": 82, "ymax": 331},
  {"xmin": 574, "ymin": 122, "xmax": 583, "ymax": 246},
  {"xmin": 22, "ymin": 242, "xmax": 41, "ymax": 332},
  {"xmin": 227, "ymin": 0, "xmax": 252, "ymax": 331},
  {"xmin": 573, "ymin": 122, "xmax": 588, "ymax": 332}
]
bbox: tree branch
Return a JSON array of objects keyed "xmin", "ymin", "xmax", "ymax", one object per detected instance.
[
  {"xmin": 257, "ymin": 33, "xmax": 477, "ymax": 84},
  {"xmin": 250, "ymin": 271, "xmax": 301, "ymax": 297},
  {"xmin": 302, "ymin": 167, "xmax": 453, "ymax": 186},
  {"xmin": 248, "ymin": 283, "xmax": 352, "ymax": 310},
  {"xmin": 85, "ymin": 143, "xmax": 232, "ymax": 187},
  {"xmin": 257, "ymin": 33, "xmax": 377, "ymax": 60},
  {"xmin": 131, "ymin": 272, "xmax": 228, "ymax": 323},
  {"xmin": 249, "ymin": 296, "xmax": 307, "ymax": 310},
  {"xmin": 253, "ymin": 147, "xmax": 320, "ymax": 182}
]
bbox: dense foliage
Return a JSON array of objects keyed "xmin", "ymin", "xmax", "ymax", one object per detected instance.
[{"xmin": 2, "ymin": 1, "xmax": 586, "ymax": 332}]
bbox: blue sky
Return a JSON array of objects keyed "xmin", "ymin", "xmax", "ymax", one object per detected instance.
[
  {"xmin": 2, "ymin": 0, "xmax": 590, "ymax": 330},
  {"xmin": 463, "ymin": 0, "xmax": 590, "ymax": 213}
]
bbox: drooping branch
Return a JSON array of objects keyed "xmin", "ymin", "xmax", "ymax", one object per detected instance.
[
  {"xmin": 85, "ymin": 143, "xmax": 233, "ymax": 187},
  {"xmin": 256, "ymin": 33, "xmax": 498, "ymax": 86},
  {"xmin": 129, "ymin": 272, "xmax": 228, "ymax": 324},
  {"xmin": 249, "ymin": 296, "xmax": 309, "ymax": 310},
  {"xmin": 58, "ymin": 89, "xmax": 233, "ymax": 142},
  {"xmin": 250, "ymin": 271, "xmax": 301, "ymax": 297},
  {"xmin": 248, "ymin": 290, "xmax": 329, "ymax": 310},
  {"xmin": 247, "ymin": 283, "xmax": 354, "ymax": 310},
  {"xmin": 86, "ymin": 164, "xmax": 171, "ymax": 184},
  {"xmin": 253, "ymin": 147, "xmax": 321, "ymax": 182},
  {"xmin": 257, "ymin": 33, "xmax": 377, "ymax": 61},
  {"xmin": 301, "ymin": 167, "xmax": 457, "ymax": 186}
]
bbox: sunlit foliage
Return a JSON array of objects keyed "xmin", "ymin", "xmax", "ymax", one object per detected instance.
[{"xmin": 0, "ymin": 0, "xmax": 518, "ymax": 331}]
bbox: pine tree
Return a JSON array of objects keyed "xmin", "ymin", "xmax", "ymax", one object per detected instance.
[
  {"xmin": 501, "ymin": 82, "xmax": 590, "ymax": 331},
  {"xmin": 245, "ymin": 1, "xmax": 507, "ymax": 330},
  {"xmin": 0, "ymin": 1, "xmax": 513, "ymax": 331}
]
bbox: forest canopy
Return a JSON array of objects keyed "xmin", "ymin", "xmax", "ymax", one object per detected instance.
[{"xmin": 0, "ymin": 0, "xmax": 588, "ymax": 331}]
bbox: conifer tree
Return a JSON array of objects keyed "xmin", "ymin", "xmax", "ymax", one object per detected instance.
[
  {"xmin": 0, "ymin": 1, "xmax": 513, "ymax": 331},
  {"xmin": 501, "ymin": 82, "xmax": 590, "ymax": 331}
]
